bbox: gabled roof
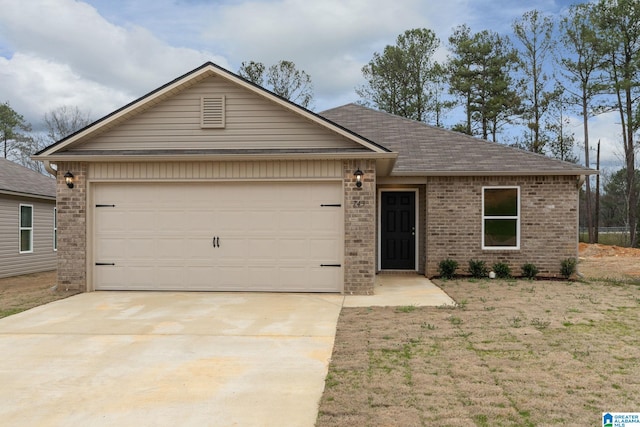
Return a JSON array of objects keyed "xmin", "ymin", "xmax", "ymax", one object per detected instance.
[
  {"xmin": 34, "ymin": 62, "xmax": 393, "ymax": 162},
  {"xmin": 321, "ymin": 103, "xmax": 597, "ymax": 176},
  {"xmin": 0, "ymin": 158, "xmax": 56, "ymax": 200}
]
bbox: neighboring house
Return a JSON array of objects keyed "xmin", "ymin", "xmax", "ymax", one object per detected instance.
[
  {"xmin": 0, "ymin": 157, "xmax": 57, "ymax": 278},
  {"xmin": 34, "ymin": 62, "xmax": 596, "ymax": 294}
]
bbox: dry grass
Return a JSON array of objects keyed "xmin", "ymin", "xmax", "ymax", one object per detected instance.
[
  {"xmin": 318, "ymin": 275, "xmax": 640, "ymax": 426},
  {"xmin": 0, "ymin": 271, "xmax": 79, "ymax": 318}
]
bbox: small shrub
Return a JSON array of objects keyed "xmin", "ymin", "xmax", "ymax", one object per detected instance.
[
  {"xmin": 560, "ymin": 258, "xmax": 577, "ymax": 279},
  {"xmin": 521, "ymin": 263, "xmax": 539, "ymax": 279},
  {"xmin": 468, "ymin": 259, "xmax": 489, "ymax": 278},
  {"xmin": 492, "ymin": 262, "xmax": 511, "ymax": 279},
  {"xmin": 438, "ymin": 258, "xmax": 459, "ymax": 279}
]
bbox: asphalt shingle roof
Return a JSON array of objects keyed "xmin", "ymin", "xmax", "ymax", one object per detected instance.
[
  {"xmin": 321, "ymin": 103, "xmax": 595, "ymax": 176},
  {"xmin": 0, "ymin": 158, "xmax": 56, "ymax": 199}
]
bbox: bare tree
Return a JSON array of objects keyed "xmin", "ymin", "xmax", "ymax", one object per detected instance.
[
  {"xmin": 44, "ymin": 105, "xmax": 92, "ymax": 142},
  {"xmin": 238, "ymin": 60, "xmax": 314, "ymax": 108},
  {"xmin": 512, "ymin": 10, "xmax": 556, "ymax": 154}
]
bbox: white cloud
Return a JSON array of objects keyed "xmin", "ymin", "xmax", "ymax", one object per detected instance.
[
  {"xmin": 203, "ymin": 0, "xmax": 473, "ymax": 107},
  {"xmin": 0, "ymin": 0, "xmax": 225, "ymax": 127},
  {"xmin": 0, "ymin": 53, "xmax": 131, "ymax": 127},
  {"xmin": 0, "ymin": 0, "xmax": 629, "ymax": 172}
]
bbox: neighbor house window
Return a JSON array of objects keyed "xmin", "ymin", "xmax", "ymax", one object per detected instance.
[
  {"xmin": 482, "ymin": 187, "xmax": 520, "ymax": 249},
  {"xmin": 20, "ymin": 204, "xmax": 33, "ymax": 253},
  {"xmin": 53, "ymin": 207, "xmax": 57, "ymax": 251}
]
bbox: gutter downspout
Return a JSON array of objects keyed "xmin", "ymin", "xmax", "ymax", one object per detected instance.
[{"xmin": 43, "ymin": 160, "xmax": 57, "ymax": 177}]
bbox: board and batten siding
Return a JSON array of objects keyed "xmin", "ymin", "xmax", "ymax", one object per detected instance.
[
  {"xmin": 72, "ymin": 76, "xmax": 362, "ymax": 151},
  {"xmin": 0, "ymin": 196, "xmax": 56, "ymax": 278},
  {"xmin": 88, "ymin": 160, "xmax": 344, "ymax": 181}
]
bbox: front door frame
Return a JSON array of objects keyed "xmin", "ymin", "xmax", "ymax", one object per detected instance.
[{"xmin": 378, "ymin": 188, "xmax": 419, "ymax": 271}]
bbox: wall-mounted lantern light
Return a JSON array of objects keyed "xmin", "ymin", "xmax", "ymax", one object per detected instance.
[
  {"xmin": 64, "ymin": 171, "xmax": 74, "ymax": 189},
  {"xmin": 354, "ymin": 168, "xmax": 363, "ymax": 188}
]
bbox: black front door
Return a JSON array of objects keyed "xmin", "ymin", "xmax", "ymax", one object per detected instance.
[{"xmin": 381, "ymin": 191, "xmax": 416, "ymax": 270}]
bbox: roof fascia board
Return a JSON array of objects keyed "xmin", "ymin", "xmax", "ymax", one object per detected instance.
[
  {"xmin": 392, "ymin": 170, "xmax": 599, "ymax": 177},
  {"xmin": 44, "ymin": 151, "xmax": 398, "ymax": 163},
  {"xmin": 0, "ymin": 190, "xmax": 56, "ymax": 201}
]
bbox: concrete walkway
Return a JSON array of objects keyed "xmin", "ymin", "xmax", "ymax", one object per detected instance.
[
  {"xmin": 345, "ymin": 274, "xmax": 456, "ymax": 307},
  {"xmin": 0, "ymin": 275, "xmax": 451, "ymax": 426}
]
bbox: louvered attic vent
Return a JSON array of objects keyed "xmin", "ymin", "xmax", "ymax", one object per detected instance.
[{"xmin": 201, "ymin": 96, "xmax": 225, "ymax": 128}]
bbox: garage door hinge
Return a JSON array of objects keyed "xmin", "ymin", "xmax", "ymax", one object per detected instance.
[
  {"xmin": 95, "ymin": 262, "xmax": 115, "ymax": 266},
  {"xmin": 320, "ymin": 204, "xmax": 341, "ymax": 207},
  {"xmin": 320, "ymin": 264, "xmax": 341, "ymax": 267},
  {"xmin": 95, "ymin": 204, "xmax": 116, "ymax": 207}
]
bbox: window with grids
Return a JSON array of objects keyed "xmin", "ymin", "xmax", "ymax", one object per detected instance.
[
  {"xmin": 20, "ymin": 204, "xmax": 33, "ymax": 253},
  {"xmin": 482, "ymin": 187, "xmax": 519, "ymax": 249}
]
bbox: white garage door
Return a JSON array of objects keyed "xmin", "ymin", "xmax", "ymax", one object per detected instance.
[{"xmin": 93, "ymin": 181, "xmax": 343, "ymax": 292}]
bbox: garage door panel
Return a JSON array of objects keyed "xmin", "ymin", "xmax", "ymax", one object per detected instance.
[
  {"xmin": 310, "ymin": 239, "xmax": 341, "ymax": 259},
  {"xmin": 215, "ymin": 211, "xmax": 250, "ymax": 231},
  {"xmin": 277, "ymin": 238, "xmax": 308, "ymax": 259},
  {"xmin": 277, "ymin": 267, "xmax": 306, "ymax": 289},
  {"xmin": 307, "ymin": 267, "xmax": 342, "ymax": 289},
  {"xmin": 156, "ymin": 210, "xmax": 188, "ymax": 231},
  {"xmin": 248, "ymin": 238, "xmax": 277, "ymax": 259},
  {"xmin": 96, "ymin": 237, "xmax": 128, "ymax": 260},
  {"xmin": 153, "ymin": 267, "xmax": 189, "ymax": 290},
  {"xmin": 155, "ymin": 238, "xmax": 191, "ymax": 259},
  {"xmin": 95, "ymin": 211, "xmax": 125, "ymax": 232},
  {"xmin": 249, "ymin": 211, "xmax": 279, "ymax": 231},
  {"xmin": 128, "ymin": 238, "xmax": 159, "ymax": 259},
  {"xmin": 278, "ymin": 211, "xmax": 310, "ymax": 231},
  {"xmin": 310, "ymin": 211, "xmax": 341, "ymax": 231},
  {"xmin": 94, "ymin": 181, "xmax": 343, "ymax": 292}
]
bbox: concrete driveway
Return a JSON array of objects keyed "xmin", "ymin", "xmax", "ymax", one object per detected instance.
[{"xmin": 0, "ymin": 291, "xmax": 343, "ymax": 427}]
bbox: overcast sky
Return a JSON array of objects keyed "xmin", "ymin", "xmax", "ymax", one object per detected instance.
[{"xmin": 0, "ymin": 0, "xmax": 624, "ymax": 170}]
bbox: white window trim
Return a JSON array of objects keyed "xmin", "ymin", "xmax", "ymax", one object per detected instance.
[
  {"xmin": 19, "ymin": 204, "xmax": 34, "ymax": 254},
  {"xmin": 482, "ymin": 186, "xmax": 520, "ymax": 250},
  {"xmin": 53, "ymin": 207, "xmax": 57, "ymax": 251}
]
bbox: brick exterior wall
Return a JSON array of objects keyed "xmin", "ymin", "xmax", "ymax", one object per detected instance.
[
  {"xmin": 343, "ymin": 160, "xmax": 376, "ymax": 294},
  {"xmin": 425, "ymin": 175, "xmax": 579, "ymax": 278},
  {"xmin": 55, "ymin": 162, "xmax": 87, "ymax": 291}
]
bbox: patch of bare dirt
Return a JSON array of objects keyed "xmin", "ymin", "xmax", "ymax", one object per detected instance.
[
  {"xmin": 579, "ymin": 243, "xmax": 640, "ymax": 280},
  {"xmin": 0, "ymin": 271, "xmax": 79, "ymax": 318}
]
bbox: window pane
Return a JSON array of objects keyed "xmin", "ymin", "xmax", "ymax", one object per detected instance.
[
  {"xmin": 484, "ymin": 189, "xmax": 517, "ymax": 216},
  {"xmin": 20, "ymin": 230, "xmax": 32, "ymax": 252},
  {"xmin": 484, "ymin": 219, "xmax": 517, "ymax": 247},
  {"xmin": 20, "ymin": 206, "xmax": 33, "ymax": 227}
]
